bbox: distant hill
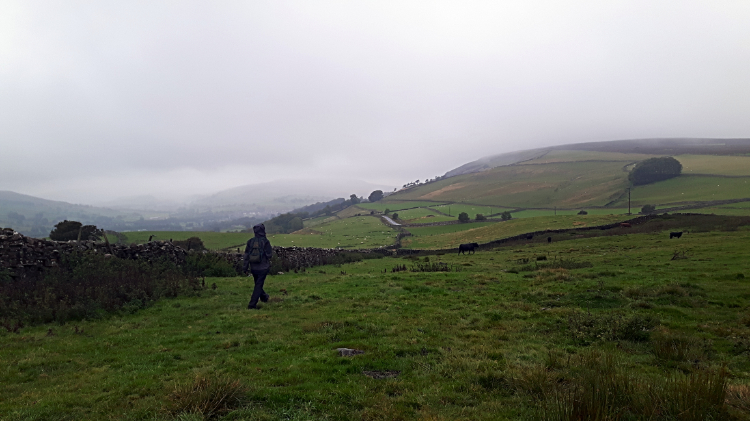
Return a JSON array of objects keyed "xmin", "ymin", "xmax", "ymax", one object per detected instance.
[
  {"xmin": 388, "ymin": 138, "xmax": 750, "ymax": 210},
  {"xmin": 192, "ymin": 178, "xmax": 389, "ymax": 212},
  {"xmin": 0, "ymin": 190, "xmax": 140, "ymax": 237},
  {"xmin": 444, "ymin": 147, "xmax": 550, "ymax": 177}
]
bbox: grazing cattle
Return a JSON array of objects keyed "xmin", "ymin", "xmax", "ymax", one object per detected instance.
[
  {"xmin": 670, "ymin": 231, "xmax": 683, "ymax": 239},
  {"xmin": 547, "ymin": 237, "xmax": 552, "ymax": 243},
  {"xmin": 620, "ymin": 223, "xmax": 632, "ymax": 228},
  {"xmin": 458, "ymin": 243, "xmax": 479, "ymax": 255}
]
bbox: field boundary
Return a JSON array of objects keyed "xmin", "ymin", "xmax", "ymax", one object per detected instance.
[{"xmin": 392, "ymin": 213, "xmax": 750, "ymax": 255}]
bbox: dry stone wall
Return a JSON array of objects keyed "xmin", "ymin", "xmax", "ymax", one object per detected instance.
[
  {"xmin": 0, "ymin": 228, "xmax": 385, "ymax": 277},
  {"xmin": 0, "ymin": 228, "xmax": 190, "ymax": 277}
]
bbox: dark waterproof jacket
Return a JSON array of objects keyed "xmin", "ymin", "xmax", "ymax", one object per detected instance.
[{"xmin": 242, "ymin": 224, "xmax": 273, "ymax": 272}]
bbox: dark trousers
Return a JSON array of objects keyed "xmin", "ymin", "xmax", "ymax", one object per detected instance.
[{"xmin": 248, "ymin": 268, "xmax": 270, "ymax": 308}]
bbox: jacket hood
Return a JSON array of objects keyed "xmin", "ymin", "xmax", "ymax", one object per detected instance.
[{"xmin": 253, "ymin": 224, "xmax": 266, "ymax": 237}]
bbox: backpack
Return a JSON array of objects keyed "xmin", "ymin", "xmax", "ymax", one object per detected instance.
[{"xmin": 246, "ymin": 237, "xmax": 265, "ymax": 264}]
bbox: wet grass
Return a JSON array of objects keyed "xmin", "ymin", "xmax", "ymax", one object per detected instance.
[{"xmin": 3, "ymin": 225, "xmax": 750, "ymax": 419}]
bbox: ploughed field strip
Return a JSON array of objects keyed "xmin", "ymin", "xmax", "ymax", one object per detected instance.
[{"xmin": 3, "ymin": 213, "xmax": 750, "ymax": 420}]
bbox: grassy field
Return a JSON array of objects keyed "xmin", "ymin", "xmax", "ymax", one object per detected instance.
[
  {"xmin": 612, "ymin": 176, "xmax": 750, "ymax": 207},
  {"xmin": 391, "ymin": 161, "xmax": 630, "ymax": 208},
  {"xmin": 678, "ymin": 154, "xmax": 750, "ymax": 176},
  {"xmin": 406, "ymin": 221, "xmax": 497, "ymax": 237},
  {"xmin": 123, "ymin": 217, "xmax": 397, "ymax": 251},
  {"xmin": 392, "ymin": 207, "xmax": 456, "ymax": 224},
  {"xmin": 509, "ymin": 208, "xmax": 631, "ymax": 218},
  {"xmin": 386, "ymin": 150, "xmax": 750, "ymax": 211},
  {"xmin": 122, "ymin": 231, "xmax": 251, "ymax": 251},
  {"xmin": 4, "ymin": 221, "xmax": 750, "ymax": 420},
  {"xmin": 430, "ymin": 204, "xmax": 512, "ymax": 218},
  {"xmin": 679, "ymin": 206, "xmax": 750, "ymax": 217},
  {"xmin": 400, "ymin": 215, "xmax": 628, "ymax": 249},
  {"xmin": 274, "ymin": 216, "xmax": 396, "ymax": 249},
  {"xmin": 302, "ymin": 215, "xmax": 338, "ymax": 228},
  {"xmin": 357, "ymin": 201, "xmax": 446, "ymax": 212}
]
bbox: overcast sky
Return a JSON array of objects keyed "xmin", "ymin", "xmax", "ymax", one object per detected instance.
[{"xmin": 2, "ymin": 1, "xmax": 749, "ymax": 204}]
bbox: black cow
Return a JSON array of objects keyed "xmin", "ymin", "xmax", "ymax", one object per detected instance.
[
  {"xmin": 458, "ymin": 243, "xmax": 479, "ymax": 255},
  {"xmin": 670, "ymin": 232, "xmax": 683, "ymax": 239}
]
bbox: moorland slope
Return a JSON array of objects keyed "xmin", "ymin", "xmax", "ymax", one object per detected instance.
[{"xmin": 387, "ymin": 138, "xmax": 750, "ymax": 211}]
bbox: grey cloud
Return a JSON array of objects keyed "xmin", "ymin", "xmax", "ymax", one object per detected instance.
[{"xmin": 1, "ymin": 1, "xmax": 749, "ymax": 204}]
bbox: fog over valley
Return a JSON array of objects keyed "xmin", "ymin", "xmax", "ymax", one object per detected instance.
[{"xmin": 1, "ymin": 1, "xmax": 750, "ymax": 219}]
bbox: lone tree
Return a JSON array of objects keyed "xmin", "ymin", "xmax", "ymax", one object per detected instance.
[
  {"xmin": 475, "ymin": 214, "xmax": 486, "ymax": 221},
  {"xmin": 49, "ymin": 220, "xmax": 102, "ymax": 241},
  {"xmin": 368, "ymin": 190, "xmax": 384, "ymax": 202},
  {"xmin": 641, "ymin": 204, "xmax": 656, "ymax": 214},
  {"xmin": 628, "ymin": 157, "xmax": 682, "ymax": 186},
  {"xmin": 349, "ymin": 194, "xmax": 360, "ymax": 205},
  {"xmin": 458, "ymin": 212, "xmax": 470, "ymax": 222},
  {"xmin": 500, "ymin": 211, "xmax": 512, "ymax": 221}
]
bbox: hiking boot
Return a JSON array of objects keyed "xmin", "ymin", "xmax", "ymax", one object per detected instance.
[
  {"xmin": 247, "ymin": 302, "xmax": 258, "ymax": 309},
  {"xmin": 260, "ymin": 294, "xmax": 270, "ymax": 303}
]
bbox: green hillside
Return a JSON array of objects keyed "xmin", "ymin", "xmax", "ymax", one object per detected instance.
[
  {"xmin": 123, "ymin": 140, "xmax": 750, "ymax": 253},
  {"xmin": 0, "ymin": 191, "xmax": 148, "ymax": 237},
  {"xmin": 382, "ymin": 142, "xmax": 750, "ymax": 212}
]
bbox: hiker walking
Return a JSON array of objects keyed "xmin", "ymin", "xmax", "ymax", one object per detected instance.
[{"xmin": 243, "ymin": 223, "xmax": 273, "ymax": 309}]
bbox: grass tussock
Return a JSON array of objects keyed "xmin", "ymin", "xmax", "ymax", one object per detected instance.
[
  {"xmin": 540, "ymin": 352, "xmax": 729, "ymax": 421},
  {"xmin": 567, "ymin": 311, "xmax": 659, "ymax": 344},
  {"xmin": 726, "ymin": 384, "xmax": 750, "ymax": 414},
  {"xmin": 167, "ymin": 374, "xmax": 248, "ymax": 420},
  {"xmin": 651, "ymin": 330, "xmax": 713, "ymax": 364},
  {"xmin": 535, "ymin": 268, "xmax": 571, "ymax": 283},
  {"xmin": 519, "ymin": 259, "xmax": 593, "ymax": 272}
]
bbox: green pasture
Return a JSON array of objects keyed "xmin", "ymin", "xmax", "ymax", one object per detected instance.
[
  {"xmin": 401, "ymin": 214, "xmax": 627, "ymax": 249},
  {"xmin": 357, "ymin": 201, "xmax": 446, "ymax": 212},
  {"xmin": 122, "ymin": 231, "xmax": 251, "ymax": 251},
  {"xmin": 678, "ymin": 206, "xmax": 750, "ymax": 217},
  {"xmin": 4, "ymin": 219, "xmax": 750, "ymax": 420},
  {"xmin": 388, "ymin": 151, "xmax": 750, "ymax": 211},
  {"xmin": 719, "ymin": 201, "xmax": 750, "ymax": 209},
  {"xmin": 391, "ymin": 161, "xmax": 631, "ymax": 208},
  {"xmin": 392, "ymin": 207, "xmax": 456, "ymax": 223},
  {"xmin": 431, "ymin": 203, "xmax": 512, "ymax": 218},
  {"xmin": 612, "ymin": 176, "xmax": 750, "ymax": 207},
  {"xmin": 302, "ymin": 215, "xmax": 338, "ymax": 228},
  {"xmin": 678, "ymin": 154, "xmax": 750, "ymax": 176},
  {"xmin": 406, "ymin": 221, "xmax": 497, "ymax": 237},
  {"xmin": 510, "ymin": 208, "xmax": 630, "ymax": 218},
  {"xmin": 335, "ymin": 205, "xmax": 369, "ymax": 218},
  {"xmin": 271, "ymin": 216, "xmax": 396, "ymax": 249}
]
